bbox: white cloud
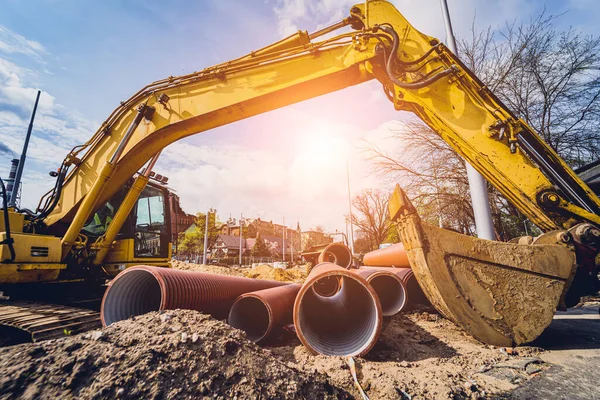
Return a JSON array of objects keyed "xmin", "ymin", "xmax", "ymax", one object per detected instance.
[
  {"xmin": 153, "ymin": 111, "xmax": 400, "ymax": 233},
  {"xmin": 0, "ymin": 25, "xmax": 46, "ymax": 62},
  {"xmin": 273, "ymin": 0, "xmax": 357, "ymax": 36},
  {"xmin": 0, "ymin": 28, "xmax": 97, "ymax": 211},
  {"xmin": 272, "ymin": 0, "xmax": 537, "ymax": 45}
]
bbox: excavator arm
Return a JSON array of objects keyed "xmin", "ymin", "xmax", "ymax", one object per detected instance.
[{"xmin": 19, "ymin": 1, "xmax": 599, "ymax": 346}]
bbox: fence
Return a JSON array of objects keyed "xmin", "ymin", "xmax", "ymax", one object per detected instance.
[{"xmin": 173, "ymin": 254, "xmax": 304, "ymax": 267}]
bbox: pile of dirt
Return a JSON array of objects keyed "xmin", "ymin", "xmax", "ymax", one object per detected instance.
[
  {"xmin": 0, "ymin": 310, "xmax": 350, "ymax": 399},
  {"xmin": 244, "ymin": 264, "xmax": 306, "ymax": 283},
  {"xmin": 170, "ymin": 260, "xmax": 245, "ymax": 276},
  {"xmin": 269, "ymin": 307, "xmax": 545, "ymax": 399}
]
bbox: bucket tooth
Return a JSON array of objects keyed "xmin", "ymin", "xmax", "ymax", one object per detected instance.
[{"xmin": 389, "ymin": 184, "xmax": 577, "ymax": 346}]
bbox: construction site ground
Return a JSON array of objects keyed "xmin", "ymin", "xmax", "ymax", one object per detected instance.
[{"xmin": 0, "ymin": 262, "xmax": 598, "ymax": 399}]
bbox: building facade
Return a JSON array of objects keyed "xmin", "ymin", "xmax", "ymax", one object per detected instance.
[{"xmin": 168, "ymin": 192, "xmax": 196, "ymax": 251}]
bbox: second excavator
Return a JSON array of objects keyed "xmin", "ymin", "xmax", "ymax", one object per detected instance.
[{"xmin": 1, "ymin": 0, "xmax": 599, "ymax": 346}]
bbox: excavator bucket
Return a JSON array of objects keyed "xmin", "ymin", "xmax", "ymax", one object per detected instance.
[{"xmin": 389, "ymin": 185, "xmax": 578, "ymax": 346}]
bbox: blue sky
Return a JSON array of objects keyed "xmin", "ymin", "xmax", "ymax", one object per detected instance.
[{"xmin": 1, "ymin": 0, "xmax": 599, "ymax": 233}]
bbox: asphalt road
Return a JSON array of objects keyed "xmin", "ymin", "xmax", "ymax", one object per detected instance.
[{"xmin": 506, "ymin": 302, "xmax": 600, "ymax": 399}]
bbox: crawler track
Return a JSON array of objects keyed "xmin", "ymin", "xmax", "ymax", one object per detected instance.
[{"xmin": 0, "ymin": 301, "xmax": 101, "ymax": 345}]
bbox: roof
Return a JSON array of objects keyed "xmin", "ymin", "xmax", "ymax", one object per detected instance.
[{"xmin": 216, "ymin": 234, "xmax": 245, "ymax": 249}]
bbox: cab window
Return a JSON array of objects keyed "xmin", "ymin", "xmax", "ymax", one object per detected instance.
[{"xmin": 134, "ymin": 186, "xmax": 168, "ymax": 257}]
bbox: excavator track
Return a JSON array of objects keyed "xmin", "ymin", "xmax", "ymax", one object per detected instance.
[{"xmin": 0, "ymin": 301, "xmax": 101, "ymax": 346}]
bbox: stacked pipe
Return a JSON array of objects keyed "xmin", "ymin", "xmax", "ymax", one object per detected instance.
[
  {"xmin": 361, "ymin": 243, "xmax": 429, "ymax": 307},
  {"xmin": 362, "ymin": 243, "xmax": 410, "ymax": 268},
  {"xmin": 100, "ymin": 266, "xmax": 288, "ymax": 326},
  {"xmin": 228, "ymin": 284, "xmax": 301, "ymax": 343},
  {"xmin": 301, "ymin": 242, "xmax": 353, "ymax": 269},
  {"xmin": 352, "ymin": 268, "xmax": 407, "ymax": 316},
  {"xmin": 293, "ymin": 262, "xmax": 382, "ymax": 357}
]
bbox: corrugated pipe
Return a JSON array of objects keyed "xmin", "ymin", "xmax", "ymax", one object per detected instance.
[
  {"xmin": 390, "ymin": 267, "xmax": 429, "ymax": 306},
  {"xmin": 362, "ymin": 243, "xmax": 410, "ymax": 268},
  {"xmin": 101, "ymin": 266, "xmax": 287, "ymax": 327},
  {"xmin": 293, "ymin": 262, "xmax": 382, "ymax": 357},
  {"xmin": 302, "ymin": 242, "xmax": 353, "ymax": 269},
  {"xmin": 317, "ymin": 242, "xmax": 353, "ymax": 269},
  {"xmin": 354, "ymin": 267, "xmax": 408, "ymax": 316},
  {"xmin": 228, "ymin": 284, "xmax": 301, "ymax": 343}
]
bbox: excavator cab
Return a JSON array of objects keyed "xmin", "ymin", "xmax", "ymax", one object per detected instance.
[{"xmin": 92, "ymin": 180, "xmax": 171, "ymax": 277}]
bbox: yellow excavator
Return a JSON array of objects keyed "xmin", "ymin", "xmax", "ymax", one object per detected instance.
[{"xmin": 1, "ymin": 0, "xmax": 599, "ymax": 346}]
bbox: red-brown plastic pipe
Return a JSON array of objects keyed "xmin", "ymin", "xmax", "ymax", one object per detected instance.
[
  {"xmin": 354, "ymin": 267, "xmax": 408, "ymax": 316},
  {"xmin": 302, "ymin": 242, "xmax": 353, "ymax": 269},
  {"xmin": 317, "ymin": 242, "xmax": 353, "ymax": 269},
  {"xmin": 293, "ymin": 262, "xmax": 382, "ymax": 357},
  {"xmin": 389, "ymin": 267, "xmax": 429, "ymax": 305},
  {"xmin": 362, "ymin": 243, "xmax": 410, "ymax": 268},
  {"xmin": 101, "ymin": 266, "xmax": 287, "ymax": 326},
  {"xmin": 228, "ymin": 284, "xmax": 301, "ymax": 343}
]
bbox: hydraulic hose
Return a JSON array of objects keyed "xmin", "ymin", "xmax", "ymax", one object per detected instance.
[
  {"xmin": 376, "ymin": 25, "xmax": 457, "ymax": 90},
  {"xmin": 17, "ymin": 161, "xmax": 67, "ymax": 222}
]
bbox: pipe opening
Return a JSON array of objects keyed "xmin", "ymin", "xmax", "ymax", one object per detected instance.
[
  {"xmin": 228, "ymin": 296, "xmax": 271, "ymax": 343},
  {"xmin": 312, "ymin": 276, "xmax": 341, "ymax": 297},
  {"xmin": 369, "ymin": 275, "xmax": 407, "ymax": 316},
  {"xmin": 318, "ymin": 243, "xmax": 352, "ymax": 269},
  {"xmin": 320, "ymin": 251, "xmax": 338, "ymax": 265},
  {"xmin": 102, "ymin": 270, "xmax": 161, "ymax": 326},
  {"xmin": 298, "ymin": 275, "xmax": 380, "ymax": 356}
]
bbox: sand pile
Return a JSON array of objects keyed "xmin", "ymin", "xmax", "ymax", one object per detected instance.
[
  {"xmin": 0, "ymin": 310, "xmax": 349, "ymax": 399},
  {"xmin": 269, "ymin": 308, "xmax": 545, "ymax": 399},
  {"xmin": 244, "ymin": 264, "xmax": 305, "ymax": 283},
  {"xmin": 170, "ymin": 260, "xmax": 245, "ymax": 276}
]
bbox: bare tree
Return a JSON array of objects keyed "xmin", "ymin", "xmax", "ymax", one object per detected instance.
[
  {"xmin": 350, "ymin": 189, "xmax": 392, "ymax": 251},
  {"xmin": 365, "ymin": 11, "xmax": 600, "ymax": 239},
  {"xmin": 459, "ymin": 12, "xmax": 600, "ymax": 168}
]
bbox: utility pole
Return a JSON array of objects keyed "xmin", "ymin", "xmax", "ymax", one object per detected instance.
[
  {"xmin": 202, "ymin": 208, "xmax": 212, "ymax": 265},
  {"xmin": 282, "ymin": 216, "xmax": 287, "ymax": 262},
  {"xmin": 290, "ymin": 230, "xmax": 294, "ymax": 263},
  {"xmin": 239, "ymin": 213, "xmax": 244, "ymax": 265},
  {"xmin": 346, "ymin": 161, "xmax": 355, "ymax": 254},
  {"xmin": 9, "ymin": 90, "xmax": 41, "ymax": 207},
  {"xmin": 439, "ymin": 0, "xmax": 495, "ymax": 240}
]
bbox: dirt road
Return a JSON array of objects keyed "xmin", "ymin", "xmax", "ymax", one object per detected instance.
[
  {"xmin": 0, "ymin": 263, "xmax": 597, "ymax": 399},
  {"xmin": 502, "ymin": 302, "xmax": 600, "ymax": 399}
]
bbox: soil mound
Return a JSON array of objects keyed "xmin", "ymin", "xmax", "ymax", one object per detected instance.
[
  {"xmin": 170, "ymin": 260, "xmax": 245, "ymax": 276},
  {"xmin": 244, "ymin": 265, "xmax": 305, "ymax": 283},
  {"xmin": 0, "ymin": 310, "xmax": 349, "ymax": 399}
]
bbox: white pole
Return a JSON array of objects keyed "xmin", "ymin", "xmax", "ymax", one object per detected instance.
[
  {"xmin": 282, "ymin": 216, "xmax": 286, "ymax": 262},
  {"xmin": 439, "ymin": 0, "xmax": 496, "ymax": 240},
  {"xmin": 202, "ymin": 209, "xmax": 211, "ymax": 265},
  {"xmin": 346, "ymin": 161, "xmax": 355, "ymax": 254},
  {"xmin": 239, "ymin": 213, "xmax": 243, "ymax": 265}
]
